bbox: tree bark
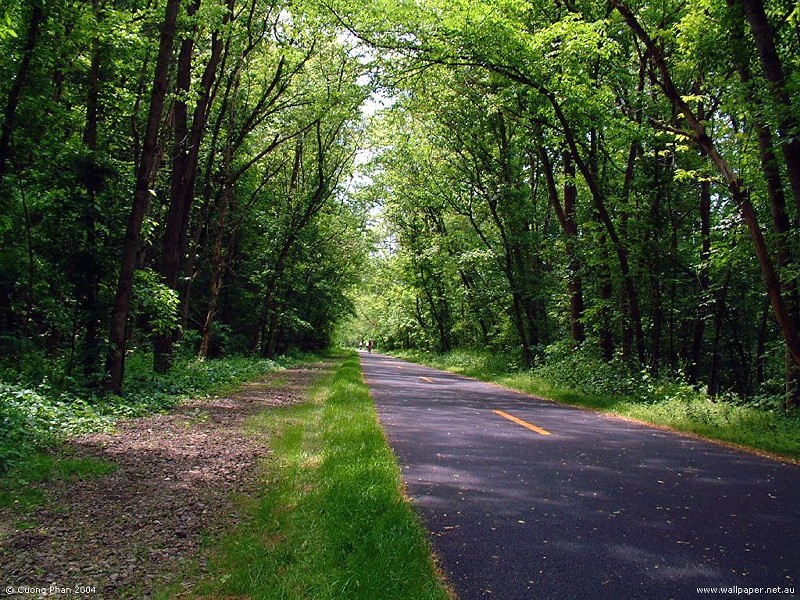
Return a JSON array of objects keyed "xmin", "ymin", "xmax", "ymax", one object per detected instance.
[
  {"xmin": 708, "ymin": 272, "xmax": 731, "ymax": 397},
  {"xmin": 688, "ymin": 176, "xmax": 711, "ymax": 383},
  {"xmin": 155, "ymin": 0, "xmax": 230, "ymax": 371},
  {"xmin": 0, "ymin": 3, "xmax": 44, "ymax": 179},
  {"xmin": 728, "ymin": 0, "xmax": 800, "ymax": 406},
  {"xmin": 520, "ymin": 86, "xmax": 644, "ymax": 364},
  {"xmin": 597, "ymin": 234, "xmax": 615, "ymax": 361},
  {"xmin": 106, "ymin": 0, "xmax": 181, "ymax": 394},
  {"xmin": 539, "ymin": 147, "xmax": 585, "ymax": 344},
  {"xmin": 612, "ymin": 0, "xmax": 800, "ymax": 372},
  {"xmin": 80, "ymin": 0, "xmax": 103, "ymax": 377},
  {"xmin": 152, "ymin": 1, "xmax": 199, "ymax": 373},
  {"xmin": 736, "ymin": 0, "xmax": 800, "ymax": 213}
]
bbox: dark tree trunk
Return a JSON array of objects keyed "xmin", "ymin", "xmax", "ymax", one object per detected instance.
[
  {"xmin": 688, "ymin": 176, "xmax": 711, "ymax": 383},
  {"xmin": 728, "ymin": 0, "xmax": 800, "ymax": 407},
  {"xmin": 198, "ymin": 177, "xmax": 232, "ymax": 359},
  {"xmin": 106, "ymin": 0, "xmax": 181, "ymax": 394},
  {"xmin": 619, "ymin": 140, "xmax": 639, "ymax": 360},
  {"xmin": 80, "ymin": 0, "xmax": 103, "ymax": 377},
  {"xmin": 649, "ymin": 146, "xmax": 664, "ymax": 376},
  {"xmin": 736, "ymin": 0, "xmax": 800, "ymax": 213},
  {"xmin": 420, "ymin": 267, "xmax": 451, "ymax": 353},
  {"xmin": 755, "ymin": 298, "xmax": 769, "ymax": 385},
  {"xmin": 459, "ymin": 270, "xmax": 490, "ymax": 345},
  {"xmin": 0, "ymin": 3, "xmax": 44, "ymax": 179},
  {"xmin": 537, "ymin": 89, "xmax": 644, "ymax": 364},
  {"xmin": 152, "ymin": 6, "xmax": 197, "ymax": 373},
  {"xmin": 155, "ymin": 0, "xmax": 230, "ymax": 371},
  {"xmin": 597, "ymin": 233, "xmax": 615, "ymax": 361},
  {"xmin": 563, "ymin": 152, "xmax": 585, "ymax": 344},
  {"xmin": 540, "ymin": 147, "xmax": 585, "ymax": 344},
  {"xmin": 613, "ymin": 0, "xmax": 800, "ymax": 372},
  {"xmin": 708, "ymin": 272, "xmax": 731, "ymax": 397}
]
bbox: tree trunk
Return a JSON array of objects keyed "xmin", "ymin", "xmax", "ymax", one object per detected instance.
[
  {"xmin": 728, "ymin": 0, "xmax": 800, "ymax": 407},
  {"xmin": 0, "ymin": 3, "xmax": 44, "ymax": 179},
  {"xmin": 562, "ymin": 152, "xmax": 585, "ymax": 344},
  {"xmin": 537, "ymin": 88, "xmax": 644, "ymax": 364},
  {"xmin": 155, "ymin": 0, "xmax": 230, "ymax": 371},
  {"xmin": 106, "ymin": 0, "xmax": 181, "ymax": 394},
  {"xmin": 736, "ymin": 0, "xmax": 800, "ymax": 213},
  {"xmin": 649, "ymin": 145, "xmax": 664, "ymax": 376},
  {"xmin": 688, "ymin": 176, "xmax": 711, "ymax": 383},
  {"xmin": 612, "ymin": 0, "xmax": 800, "ymax": 372},
  {"xmin": 80, "ymin": 0, "xmax": 102, "ymax": 377},
  {"xmin": 198, "ymin": 176, "xmax": 232, "ymax": 359},
  {"xmin": 755, "ymin": 298, "xmax": 769, "ymax": 385},
  {"xmin": 153, "ymin": 0, "xmax": 201, "ymax": 372},
  {"xmin": 459, "ymin": 269, "xmax": 490, "ymax": 345},
  {"xmin": 708, "ymin": 272, "xmax": 731, "ymax": 397},
  {"xmin": 595, "ymin": 234, "xmax": 615, "ymax": 362},
  {"xmin": 540, "ymin": 147, "xmax": 585, "ymax": 344}
]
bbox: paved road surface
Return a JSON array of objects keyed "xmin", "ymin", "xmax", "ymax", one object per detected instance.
[{"xmin": 360, "ymin": 352, "xmax": 799, "ymax": 600}]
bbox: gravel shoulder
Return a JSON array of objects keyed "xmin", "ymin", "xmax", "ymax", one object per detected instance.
[{"xmin": 0, "ymin": 362, "xmax": 330, "ymax": 598}]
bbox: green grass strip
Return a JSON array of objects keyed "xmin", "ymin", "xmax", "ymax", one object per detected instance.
[
  {"xmin": 195, "ymin": 353, "xmax": 451, "ymax": 600},
  {"xmin": 393, "ymin": 350, "xmax": 800, "ymax": 462}
]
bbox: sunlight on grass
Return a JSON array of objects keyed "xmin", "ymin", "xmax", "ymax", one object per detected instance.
[{"xmin": 193, "ymin": 353, "xmax": 452, "ymax": 600}]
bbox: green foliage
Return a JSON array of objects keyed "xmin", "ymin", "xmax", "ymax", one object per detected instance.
[
  {"xmin": 2, "ymin": 0, "xmax": 800, "ymax": 493},
  {"xmin": 0, "ymin": 451, "xmax": 117, "ymax": 512},
  {"xmin": 133, "ymin": 269, "xmax": 181, "ymax": 336},
  {"xmin": 0, "ymin": 354, "xmax": 283, "ymax": 475},
  {"xmin": 532, "ymin": 342, "xmax": 652, "ymax": 399},
  {"xmin": 393, "ymin": 347, "xmax": 523, "ymax": 375},
  {"xmin": 343, "ymin": 0, "xmax": 800, "ymax": 406},
  {"xmin": 0, "ymin": 383, "xmax": 116, "ymax": 472}
]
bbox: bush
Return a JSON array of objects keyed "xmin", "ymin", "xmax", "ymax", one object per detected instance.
[{"xmin": 393, "ymin": 347, "xmax": 524, "ymax": 376}]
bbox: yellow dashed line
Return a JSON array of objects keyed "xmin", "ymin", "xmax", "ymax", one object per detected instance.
[
  {"xmin": 420, "ymin": 376, "xmax": 434, "ymax": 383},
  {"xmin": 493, "ymin": 409, "xmax": 552, "ymax": 436}
]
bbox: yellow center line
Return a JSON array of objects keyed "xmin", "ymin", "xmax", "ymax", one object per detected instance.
[
  {"xmin": 493, "ymin": 409, "xmax": 552, "ymax": 436},
  {"xmin": 420, "ymin": 376, "xmax": 434, "ymax": 383}
]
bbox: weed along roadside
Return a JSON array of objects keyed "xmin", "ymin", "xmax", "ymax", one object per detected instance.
[{"xmin": 189, "ymin": 351, "xmax": 452, "ymax": 600}]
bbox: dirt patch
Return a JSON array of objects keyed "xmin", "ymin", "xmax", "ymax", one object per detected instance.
[{"xmin": 0, "ymin": 362, "xmax": 330, "ymax": 598}]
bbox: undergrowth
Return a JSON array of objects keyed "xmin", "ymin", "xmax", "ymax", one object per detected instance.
[
  {"xmin": 393, "ymin": 345, "xmax": 800, "ymax": 461},
  {"xmin": 0, "ymin": 353, "xmax": 289, "ymax": 475}
]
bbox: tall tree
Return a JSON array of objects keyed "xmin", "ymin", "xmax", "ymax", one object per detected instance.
[
  {"xmin": 153, "ymin": 0, "xmax": 232, "ymax": 372},
  {"xmin": 106, "ymin": 0, "xmax": 182, "ymax": 393}
]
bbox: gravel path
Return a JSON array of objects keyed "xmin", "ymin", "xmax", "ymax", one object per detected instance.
[{"xmin": 0, "ymin": 363, "xmax": 329, "ymax": 598}]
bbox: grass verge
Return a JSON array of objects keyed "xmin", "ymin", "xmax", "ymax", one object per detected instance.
[
  {"xmin": 392, "ymin": 349, "xmax": 800, "ymax": 462},
  {"xmin": 190, "ymin": 352, "xmax": 452, "ymax": 600}
]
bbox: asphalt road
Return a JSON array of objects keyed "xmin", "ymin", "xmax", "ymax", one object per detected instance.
[{"xmin": 360, "ymin": 352, "xmax": 800, "ymax": 600}]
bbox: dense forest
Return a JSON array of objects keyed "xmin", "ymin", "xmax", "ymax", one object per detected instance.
[
  {"xmin": 0, "ymin": 0, "xmax": 370, "ymax": 397},
  {"xmin": 2, "ymin": 0, "xmax": 800, "ymax": 411},
  {"xmin": 341, "ymin": 0, "xmax": 800, "ymax": 410}
]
